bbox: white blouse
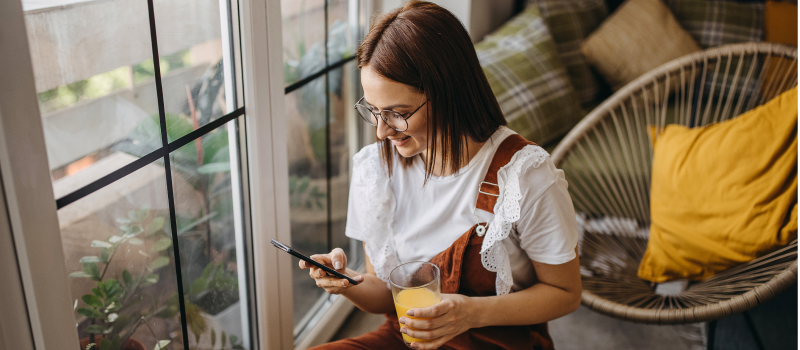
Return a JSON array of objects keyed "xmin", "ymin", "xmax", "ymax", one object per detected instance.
[{"xmin": 345, "ymin": 126, "xmax": 579, "ymax": 295}]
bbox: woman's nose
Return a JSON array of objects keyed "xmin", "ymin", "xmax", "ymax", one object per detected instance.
[{"xmin": 375, "ymin": 118, "xmax": 395, "ymax": 140}]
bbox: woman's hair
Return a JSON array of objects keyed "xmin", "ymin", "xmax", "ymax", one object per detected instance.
[{"xmin": 356, "ymin": 0, "xmax": 506, "ymax": 178}]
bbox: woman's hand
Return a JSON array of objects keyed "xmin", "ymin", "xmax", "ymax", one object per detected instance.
[
  {"xmin": 299, "ymin": 247, "xmax": 364, "ymax": 295},
  {"xmin": 398, "ymin": 293, "xmax": 475, "ymax": 349}
]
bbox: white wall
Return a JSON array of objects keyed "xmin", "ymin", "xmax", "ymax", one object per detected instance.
[{"xmin": 377, "ymin": 0, "xmax": 515, "ymax": 43}]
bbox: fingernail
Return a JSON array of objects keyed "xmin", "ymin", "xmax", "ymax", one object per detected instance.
[
  {"xmin": 356, "ymin": 276, "xmax": 364, "ymax": 282},
  {"xmin": 334, "ymin": 261, "xmax": 342, "ymax": 270},
  {"xmin": 400, "ymin": 327, "xmax": 408, "ymax": 334},
  {"xmin": 341, "ymin": 280, "xmax": 346, "ymax": 287},
  {"xmin": 406, "ymin": 310, "xmax": 415, "ymax": 316}
]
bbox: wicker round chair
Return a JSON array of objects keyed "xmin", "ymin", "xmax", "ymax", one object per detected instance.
[{"xmin": 551, "ymin": 43, "xmax": 797, "ymax": 348}]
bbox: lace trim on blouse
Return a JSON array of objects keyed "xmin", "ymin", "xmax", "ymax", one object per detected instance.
[
  {"xmin": 480, "ymin": 145, "xmax": 549, "ymax": 295},
  {"xmin": 353, "ymin": 145, "xmax": 399, "ymax": 284}
]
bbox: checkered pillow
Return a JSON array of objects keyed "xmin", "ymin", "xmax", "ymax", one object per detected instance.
[
  {"xmin": 668, "ymin": 0, "xmax": 765, "ymax": 49},
  {"xmin": 475, "ymin": 5, "xmax": 583, "ymax": 145},
  {"xmin": 528, "ymin": 0, "xmax": 608, "ymax": 106}
]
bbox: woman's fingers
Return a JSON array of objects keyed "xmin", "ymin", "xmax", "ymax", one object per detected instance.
[
  {"xmin": 399, "ymin": 316, "xmax": 442, "ymax": 331},
  {"xmin": 330, "ymin": 247, "xmax": 347, "ymax": 271},
  {"xmin": 407, "ymin": 300, "xmax": 448, "ymax": 318}
]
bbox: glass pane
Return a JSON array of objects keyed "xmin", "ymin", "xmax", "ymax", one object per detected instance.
[
  {"xmin": 328, "ymin": 0, "xmax": 357, "ymax": 63},
  {"xmin": 152, "ymin": 0, "xmax": 231, "ymax": 141},
  {"xmin": 23, "ymin": 0, "xmax": 164, "ymax": 195},
  {"xmin": 58, "ymin": 165, "xmax": 185, "ymax": 349},
  {"xmin": 169, "ymin": 125, "xmax": 248, "ymax": 349},
  {"xmin": 329, "ymin": 62, "xmax": 357, "ymax": 263},
  {"xmin": 282, "ymin": 0, "xmax": 326, "ymax": 87},
  {"xmin": 286, "ymin": 73, "xmax": 329, "ymax": 328}
]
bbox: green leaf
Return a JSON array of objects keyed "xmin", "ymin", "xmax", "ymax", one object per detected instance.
[
  {"xmin": 201, "ymin": 262, "xmax": 215, "ymax": 280},
  {"xmin": 141, "ymin": 273, "xmax": 159, "ymax": 286},
  {"xmin": 91, "ymin": 240, "xmax": 112, "ymax": 248},
  {"xmin": 148, "ymin": 256, "xmax": 170, "ymax": 271},
  {"xmin": 154, "ymin": 305, "xmax": 179, "ymax": 319},
  {"xmin": 151, "ymin": 238, "xmax": 173, "ymax": 253},
  {"xmin": 127, "ymin": 238, "xmax": 144, "ymax": 245},
  {"xmin": 103, "ymin": 280, "xmax": 123, "ymax": 300},
  {"xmin": 100, "ymin": 248, "xmax": 112, "ymax": 263},
  {"xmin": 221, "ymin": 331, "xmax": 227, "ymax": 349},
  {"xmin": 83, "ymin": 263, "xmax": 101, "ymax": 281},
  {"xmin": 197, "ymin": 162, "xmax": 230, "ymax": 174},
  {"xmin": 146, "ymin": 217, "xmax": 165, "ymax": 236},
  {"xmin": 92, "ymin": 287, "xmax": 104, "ymax": 298},
  {"xmin": 126, "ymin": 225, "xmax": 143, "ymax": 236},
  {"xmin": 111, "ymin": 336, "xmax": 122, "ymax": 350},
  {"xmin": 116, "ymin": 218, "xmax": 132, "ymax": 224},
  {"xmin": 154, "ymin": 340, "xmax": 170, "ymax": 350},
  {"xmin": 77, "ymin": 307, "xmax": 104, "ymax": 319},
  {"xmin": 298, "ymin": 176, "xmax": 309, "ymax": 194},
  {"xmin": 85, "ymin": 324, "xmax": 105, "ymax": 334},
  {"xmin": 82, "ymin": 294, "xmax": 103, "ymax": 309},
  {"xmin": 211, "ymin": 328, "xmax": 217, "ymax": 347},
  {"xmin": 230, "ymin": 335, "xmax": 238, "ymax": 344},
  {"xmin": 202, "ymin": 130, "xmax": 229, "ymax": 164},
  {"xmin": 69, "ymin": 271, "xmax": 92, "ymax": 278},
  {"xmin": 122, "ymin": 270, "xmax": 132, "ymax": 287},
  {"xmin": 189, "ymin": 277, "xmax": 207, "ymax": 296},
  {"xmin": 177, "ymin": 212, "xmax": 217, "ymax": 235},
  {"xmin": 80, "ymin": 256, "xmax": 102, "ymax": 263},
  {"xmin": 99, "ymin": 339, "xmax": 112, "ymax": 350}
]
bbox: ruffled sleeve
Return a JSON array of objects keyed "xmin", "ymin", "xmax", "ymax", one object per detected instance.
[
  {"xmin": 345, "ymin": 143, "xmax": 399, "ymax": 284},
  {"xmin": 480, "ymin": 144, "xmax": 561, "ymax": 295}
]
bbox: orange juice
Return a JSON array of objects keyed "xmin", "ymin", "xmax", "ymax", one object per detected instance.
[{"xmin": 394, "ymin": 288, "xmax": 440, "ymax": 344}]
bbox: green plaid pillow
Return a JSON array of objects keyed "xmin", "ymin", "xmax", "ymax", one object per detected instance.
[
  {"xmin": 668, "ymin": 0, "xmax": 765, "ymax": 49},
  {"xmin": 528, "ymin": 0, "xmax": 608, "ymax": 106},
  {"xmin": 475, "ymin": 6, "xmax": 583, "ymax": 145}
]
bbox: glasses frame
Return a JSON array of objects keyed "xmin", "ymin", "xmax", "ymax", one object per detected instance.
[{"xmin": 354, "ymin": 96, "xmax": 427, "ymax": 132}]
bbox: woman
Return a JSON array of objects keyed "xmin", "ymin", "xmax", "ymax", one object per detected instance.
[{"xmin": 301, "ymin": 2, "xmax": 581, "ymax": 349}]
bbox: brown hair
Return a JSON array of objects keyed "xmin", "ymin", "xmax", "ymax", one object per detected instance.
[{"xmin": 356, "ymin": 0, "xmax": 506, "ymax": 179}]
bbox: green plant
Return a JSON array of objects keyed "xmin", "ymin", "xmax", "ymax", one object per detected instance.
[
  {"xmin": 70, "ymin": 208, "xmax": 243, "ymax": 350},
  {"xmin": 284, "ymin": 17, "xmax": 352, "ymax": 169},
  {"xmin": 69, "ymin": 208, "xmax": 174, "ymax": 349},
  {"xmin": 289, "ymin": 175, "xmax": 327, "ymax": 210}
]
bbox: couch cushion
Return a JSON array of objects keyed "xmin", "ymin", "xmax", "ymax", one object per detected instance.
[
  {"xmin": 638, "ymin": 87, "xmax": 798, "ymax": 283},
  {"xmin": 581, "ymin": 0, "xmax": 701, "ymax": 91},
  {"xmin": 668, "ymin": 0, "xmax": 765, "ymax": 49},
  {"xmin": 475, "ymin": 5, "xmax": 584, "ymax": 146},
  {"xmin": 528, "ymin": 0, "xmax": 608, "ymax": 106}
]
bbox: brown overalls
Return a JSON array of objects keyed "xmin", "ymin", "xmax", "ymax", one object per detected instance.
[{"xmin": 311, "ymin": 134, "xmax": 554, "ymax": 350}]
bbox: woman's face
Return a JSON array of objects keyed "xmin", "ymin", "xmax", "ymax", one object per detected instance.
[{"xmin": 361, "ymin": 65, "xmax": 429, "ymax": 158}]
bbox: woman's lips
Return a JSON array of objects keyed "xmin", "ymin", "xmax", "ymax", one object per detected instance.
[{"xmin": 391, "ymin": 135, "xmax": 411, "ymax": 147}]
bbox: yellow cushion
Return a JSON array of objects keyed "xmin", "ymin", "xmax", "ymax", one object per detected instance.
[
  {"xmin": 581, "ymin": 0, "xmax": 701, "ymax": 91},
  {"xmin": 639, "ymin": 87, "xmax": 798, "ymax": 283}
]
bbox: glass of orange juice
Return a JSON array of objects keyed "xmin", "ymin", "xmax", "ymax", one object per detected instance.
[{"xmin": 389, "ymin": 261, "xmax": 441, "ymax": 348}]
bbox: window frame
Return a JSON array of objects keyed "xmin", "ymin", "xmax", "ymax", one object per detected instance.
[
  {"xmin": 0, "ymin": 0, "xmax": 374, "ymax": 347},
  {"xmin": 0, "ymin": 0, "xmax": 293, "ymax": 349}
]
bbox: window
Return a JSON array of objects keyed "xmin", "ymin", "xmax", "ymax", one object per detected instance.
[
  {"xmin": 280, "ymin": 0, "xmax": 368, "ymax": 340},
  {"xmin": 22, "ymin": 0, "xmax": 253, "ymax": 348}
]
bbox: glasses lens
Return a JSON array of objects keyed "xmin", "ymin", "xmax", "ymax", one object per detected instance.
[
  {"xmin": 383, "ymin": 111, "xmax": 408, "ymax": 131},
  {"xmin": 355, "ymin": 104, "xmax": 378, "ymax": 126}
]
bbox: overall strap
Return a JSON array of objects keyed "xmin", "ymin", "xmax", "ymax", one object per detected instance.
[{"xmin": 475, "ymin": 134, "xmax": 537, "ymax": 214}]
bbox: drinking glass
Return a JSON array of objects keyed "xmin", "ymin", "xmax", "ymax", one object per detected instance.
[{"xmin": 389, "ymin": 261, "xmax": 441, "ymax": 348}]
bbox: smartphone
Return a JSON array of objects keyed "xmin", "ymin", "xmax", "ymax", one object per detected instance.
[{"xmin": 270, "ymin": 239, "xmax": 359, "ymax": 285}]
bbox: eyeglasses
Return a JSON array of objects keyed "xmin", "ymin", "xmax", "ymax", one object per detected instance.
[{"xmin": 354, "ymin": 96, "xmax": 427, "ymax": 132}]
